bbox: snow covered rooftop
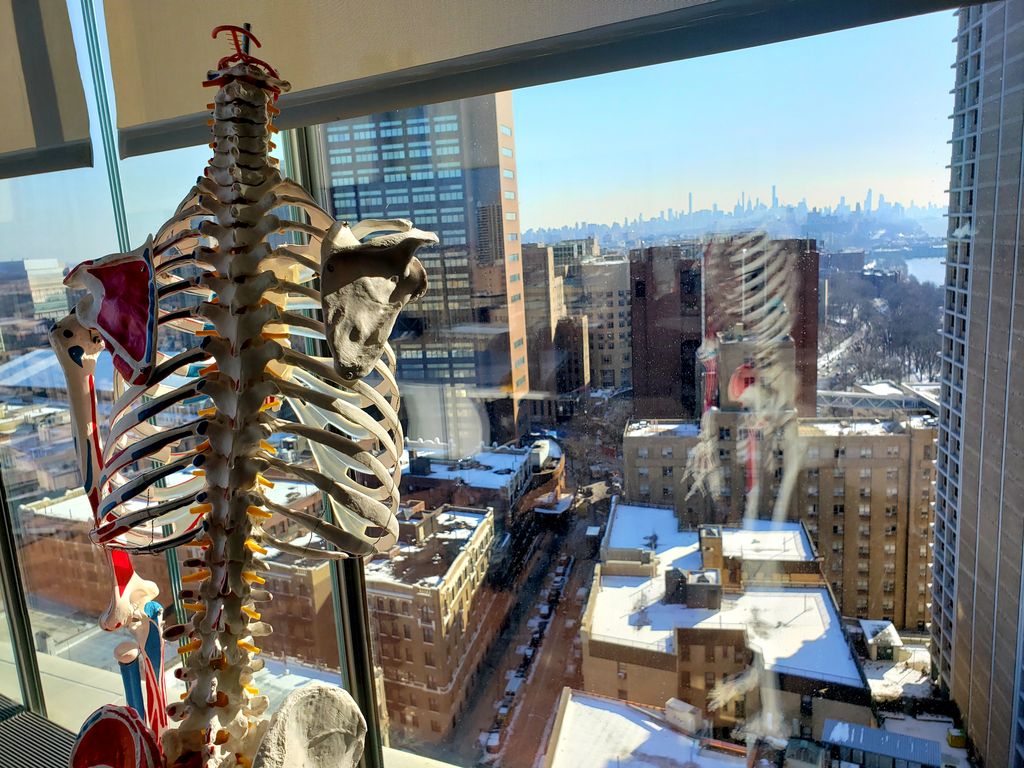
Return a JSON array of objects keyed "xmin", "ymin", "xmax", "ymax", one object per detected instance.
[
  {"xmin": 589, "ymin": 577, "xmax": 863, "ymax": 687},
  {"xmin": 606, "ymin": 504, "xmax": 813, "ymax": 564},
  {"xmin": 366, "ymin": 507, "xmax": 488, "ymax": 589},
  {"xmin": 22, "ymin": 474, "xmax": 319, "ymax": 524},
  {"xmin": 408, "ymin": 448, "xmax": 529, "ymax": 490},
  {"xmin": 801, "ymin": 419, "xmax": 904, "ymax": 437},
  {"xmin": 625, "ymin": 420, "xmax": 700, "ymax": 439},
  {"xmin": 859, "ymin": 619, "xmax": 903, "ymax": 647},
  {"xmin": 547, "ymin": 690, "xmax": 746, "ymax": 768},
  {"xmin": 858, "ymin": 382, "xmax": 905, "ymax": 397},
  {"xmin": 534, "ymin": 492, "xmax": 574, "ymax": 515},
  {"xmin": 592, "ymin": 503, "xmax": 861, "ymax": 688}
]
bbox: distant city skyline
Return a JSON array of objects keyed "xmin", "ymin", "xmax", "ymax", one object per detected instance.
[
  {"xmin": 524, "ymin": 186, "xmax": 944, "ymax": 232},
  {"xmin": 515, "ymin": 11, "xmax": 956, "ymax": 230}
]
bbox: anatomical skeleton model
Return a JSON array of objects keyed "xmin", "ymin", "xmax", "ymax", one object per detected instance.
[
  {"xmin": 685, "ymin": 233, "xmax": 804, "ymax": 745},
  {"xmin": 57, "ymin": 27, "xmax": 434, "ymax": 768}
]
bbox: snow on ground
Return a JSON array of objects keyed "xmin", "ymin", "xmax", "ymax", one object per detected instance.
[
  {"xmin": 863, "ymin": 659, "xmax": 934, "ymax": 700},
  {"xmin": 882, "ymin": 713, "xmax": 972, "ymax": 768}
]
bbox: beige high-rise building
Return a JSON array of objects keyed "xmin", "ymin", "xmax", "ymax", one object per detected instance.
[
  {"xmin": 365, "ymin": 502, "xmax": 498, "ymax": 743},
  {"xmin": 622, "ymin": 414, "xmax": 937, "ymax": 631},
  {"xmin": 521, "ymin": 244, "xmax": 589, "ymax": 423},
  {"xmin": 931, "ymin": 4, "xmax": 1024, "ymax": 765},
  {"xmin": 565, "ymin": 259, "xmax": 633, "ymax": 390}
]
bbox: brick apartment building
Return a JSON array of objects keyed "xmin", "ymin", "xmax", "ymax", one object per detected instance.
[
  {"xmin": 365, "ymin": 502, "xmax": 497, "ymax": 743},
  {"xmin": 622, "ymin": 413, "xmax": 936, "ymax": 630},
  {"xmin": 581, "ymin": 501, "xmax": 872, "ymax": 740},
  {"xmin": 563, "ymin": 258, "xmax": 633, "ymax": 391}
]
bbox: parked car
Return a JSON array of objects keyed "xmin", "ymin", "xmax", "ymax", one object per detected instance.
[
  {"xmin": 495, "ymin": 704, "xmax": 511, "ymax": 726},
  {"xmin": 539, "ymin": 603, "xmax": 551, "ymax": 619},
  {"xmin": 485, "ymin": 730, "xmax": 502, "ymax": 754}
]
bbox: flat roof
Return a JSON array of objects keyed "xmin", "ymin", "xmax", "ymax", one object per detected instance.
[
  {"xmin": 607, "ymin": 504, "xmax": 813, "ymax": 564},
  {"xmin": 882, "ymin": 714, "xmax": 970, "ymax": 768},
  {"xmin": 625, "ymin": 420, "xmax": 700, "ymax": 439},
  {"xmin": 823, "ymin": 719, "xmax": 942, "ymax": 765},
  {"xmin": 858, "ymin": 382, "xmax": 905, "ymax": 397},
  {"xmin": 534, "ymin": 492, "xmax": 573, "ymax": 515},
  {"xmin": 23, "ymin": 474, "xmax": 319, "ymax": 524},
  {"xmin": 366, "ymin": 508, "xmax": 487, "ymax": 589},
  {"xmin": 0, "ymin": 348, "xmax": 192, "ymax": 394},
  {"xmin": 593, "ymin": 504, "xmax": 861, "ymax": 688},
  {"xmin": 548, "ymin": 690, "xmax": 745, "ymax": 768},
  {"xmin": 410, "ymin": 449, "xmax": 529, "ymax": 490}
]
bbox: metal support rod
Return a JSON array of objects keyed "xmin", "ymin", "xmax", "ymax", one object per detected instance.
[
  {"xmin": 335, "ymin": 558, "xmax": 385, "ymax": 768},
  {"xmin": 80, "ymin": 0, "xmax": 186, "ymax": 633},
  {"xmin": 0, "ymin": 470, "xmax": 46, "ymax": 716},
  {"xmin": 282, "ymin": 123, "xmax": 386, "ymax": 768},
  {"xmin": 80, "ymin": 0, "xmax": 130, "ymax": 253}
]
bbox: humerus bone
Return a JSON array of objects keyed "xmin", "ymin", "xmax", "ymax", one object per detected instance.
[{"xmin": 56, "ymin": 27, "xmax": 433, "ymax": 768}]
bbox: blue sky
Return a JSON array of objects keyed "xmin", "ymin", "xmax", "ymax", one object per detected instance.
[
  {"xmin": 514, "ymin": 11, "xmax": 957, "ymax": 229},
  {"xmin": 0, "ymin": 9, "xmax": 956, "ymax": 261}
]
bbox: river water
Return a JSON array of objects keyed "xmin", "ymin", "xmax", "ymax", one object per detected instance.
[{"xmin": 906, "ymin": 257, "xmax": 946, "ymax": 286}]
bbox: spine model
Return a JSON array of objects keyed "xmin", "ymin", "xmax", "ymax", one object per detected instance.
[{"xmin": 60, "ymin": 27, "xmax": 435, "ymax": 768}]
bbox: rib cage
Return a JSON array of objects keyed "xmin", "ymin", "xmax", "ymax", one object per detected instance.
[
  {"xmin": 686, "ymin": 233, "xmax": 801, "ymax": 520},
  {"xmin": 53, "ymin": 53, "xmax": 434, "ymax": 767}
]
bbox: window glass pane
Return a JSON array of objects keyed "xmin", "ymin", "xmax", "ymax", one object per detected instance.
[{"xmin": 301, "ymin": 10, "xmax": 958, "ymax": 764}]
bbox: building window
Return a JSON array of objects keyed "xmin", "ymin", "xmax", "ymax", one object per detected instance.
[
  {"xmin": 500, "ymin": 124, "xmax": 512, "ymax": 136},
  {"xmin": 502, "ymin": 168, "xmax": 515, "ymax": 179}
]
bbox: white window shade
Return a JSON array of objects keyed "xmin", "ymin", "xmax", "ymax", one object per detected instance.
[
  {"xmin": 0, "ymin": 0, "xmax": 90, "ymax": 179},
  {"xmin": 102, "ymin": 0, "xmax": 959, "ymax": 158}
]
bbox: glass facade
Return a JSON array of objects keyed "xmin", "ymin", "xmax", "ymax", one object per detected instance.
[{"xmin": 3, "ymin": 4, "xmax": 1022, "ymax": 768}]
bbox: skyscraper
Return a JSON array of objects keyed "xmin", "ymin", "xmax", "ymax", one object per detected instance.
[
  {"xmin": 931, "ymin": 4, "xmax": 1024, "ymax": 766},
  {"xmin": 317, "ymin": 94, "xmax": 529, "ymax": 447},
  {"xmin": 630, "ymin": 244, "xmax": 703, "ymax": 417}
]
